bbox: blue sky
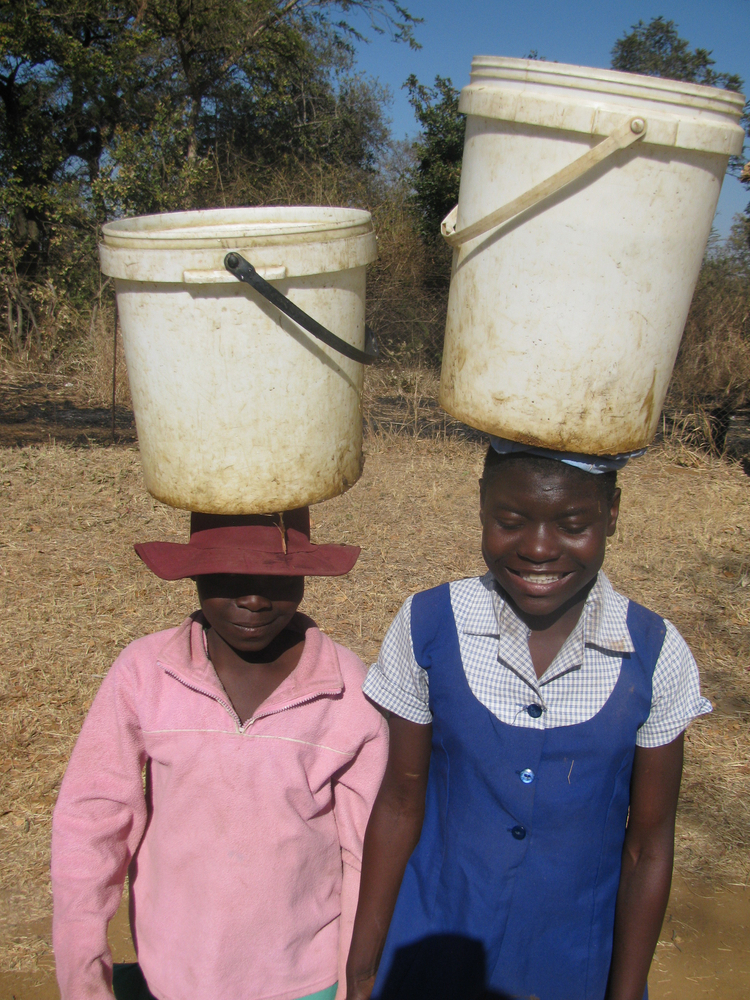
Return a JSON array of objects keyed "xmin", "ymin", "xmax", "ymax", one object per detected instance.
[{"xmin": 347, "ymin": 0, "xmax": 750, "ymax": 238}]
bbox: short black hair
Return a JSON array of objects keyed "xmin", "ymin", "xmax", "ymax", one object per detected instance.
[{"xmin": 481, "ymin": 445, "xmax": 618, "ymax": 506}]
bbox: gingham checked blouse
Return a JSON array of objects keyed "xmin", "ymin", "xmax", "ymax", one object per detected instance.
[{"xmin": 363, "ymin": 571, "xmax": 711, "ymax": 747}]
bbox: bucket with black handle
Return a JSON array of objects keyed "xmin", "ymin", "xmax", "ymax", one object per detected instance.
[{"xmin": 99, "ymin": 206, "xmax": 377, "ymax": 514}]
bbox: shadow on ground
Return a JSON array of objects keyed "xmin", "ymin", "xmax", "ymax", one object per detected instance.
[
  {"xmin": 3, "ymin": 374, "xmax": 749, "ymax": 471},
  {"xmin": 0, "ymin": 376, "xmax": 136, "ymax": 447},
  {"xmin": 365, "ymin": 394, "xmax": 488, "ymax": 442},
  {"xmin": 0, "ymin": 374, "xmax": 487, "ymax": 448}
]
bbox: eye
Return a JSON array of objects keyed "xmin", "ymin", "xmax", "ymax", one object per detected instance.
[
  {"xmin": 494, "ymin": 515, "xmax": 524, "ymax": 530},
  {"xmin": 557, "ymin": 519, "xmax": 591, "ymax": 535}
]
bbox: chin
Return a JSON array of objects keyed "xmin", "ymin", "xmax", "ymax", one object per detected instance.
[
  {"xmin": 515, "ymin": 595, "xmax": 571, "ymax": 616},
  {"xmin": 233, "ymin": 634, "xmax": 279, "ymax": 653},
  {"xmin": 496, "ymin": 577, "xmax": 582, "ymax": 617},
  {"xmin": 222, "ymin": 628, "xmax": 280, "ymax": 653}
]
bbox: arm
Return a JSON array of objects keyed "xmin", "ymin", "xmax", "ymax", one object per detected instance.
[
  {"xmin": 605, "ymin": 732, "xmax": 684, "ymax": 1000},
  {"xmin": 52, "ymin": 660, "xmax": 149, "ymax": 1000},
  {"xmin": 331, "ymin": 710, "xmax": 390, "ymax": 1000},
  {"xmin": 345, "ymin": 714, "xmax": 432, "ymax": 1000}
]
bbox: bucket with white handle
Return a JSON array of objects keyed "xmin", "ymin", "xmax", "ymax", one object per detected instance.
[
  {"xmin": 100, "ymin": 207, "xmax": 377, "ymax": 513},
  {"xmin": 439, "ymin": 57, "xmax": 746, "ymax": 454}
]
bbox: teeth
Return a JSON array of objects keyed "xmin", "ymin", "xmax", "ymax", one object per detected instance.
[{"xmin": 518, "ymin": 573, "xmax": 564, "ymax": 583}]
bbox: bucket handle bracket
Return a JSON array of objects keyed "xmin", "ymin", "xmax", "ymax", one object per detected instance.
[
  {"xmin": 441, "ymin": 116, "xmax": 647, "ymax": 248},
  {"xmin": 224, "ymin": 252, "xmax": 379, "ymax": 366}
]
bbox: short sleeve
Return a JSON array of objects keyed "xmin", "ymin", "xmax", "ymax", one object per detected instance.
[
  {"xmin": 362, "ymin": 596, "xmax": 432, "ymax": 724},
  {"xmin": 636, "ymin": 620, "xmax": 712, "ymax": 747}
]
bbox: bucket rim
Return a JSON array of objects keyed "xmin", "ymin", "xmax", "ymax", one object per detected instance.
[
  {"xmin": 469, "ymin": 55, "xmax": 745, "ymax": 116},
  {"xmin": 102, "ymin": 206, "xmax": 374, "ymax": 246}
]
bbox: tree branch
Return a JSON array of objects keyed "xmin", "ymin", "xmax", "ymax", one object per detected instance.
[{"xmin": 249, "ymin": 0, "xmax": 311, "ymax": 42}]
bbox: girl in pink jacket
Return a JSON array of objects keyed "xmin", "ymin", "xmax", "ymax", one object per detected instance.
[{"xmin": 51, "ymin": 509, "xmax": 388, "ymax": 1000}]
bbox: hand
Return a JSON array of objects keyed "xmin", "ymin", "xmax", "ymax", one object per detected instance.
[{"xmin": 345, "ymin": 972, "xmax": 376, "ymax": 1000}]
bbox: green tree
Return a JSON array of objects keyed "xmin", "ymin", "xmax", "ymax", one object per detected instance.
[
  {"xmin": 611, "ymin": 15, "xmax": 743, "ymax": 89},
  {"xmin": 0, "ymin": 1, "xmax": 163, "ymax": 348},
  {"xmin": 611, "ymin": 16, "xmax": 747, "ymax": 181},
  {"xmin": 0, "ymin": 1, "xmax": 417, "ymax": 213},
  {"xmin": 132, "ymin": 0, "xmax": 419, "ymax": 160},
  {"xmin": 613, "ymin": 18, "xmax": 750, "ymax": 415},
  {"xmin": 94, "ymin": 39, "xmax": 392, "ymax": 218},
  {"xmin": 0, "ymin": 0, "xmax": 418, "ymax": 353},
  {"xmin": 0, "ymin": 2, "xmax": 147, "ymax": 188},
  {"xmin": 202, "ymin": 29, "xmax": 391, "ymax": 175},
  {"xmin": 92, "ymin": 101, "xmax": 214, "ymax": 217},
  {"xmin": 405, "ymin": 74, "xmax": 465, "ymax": 244}
]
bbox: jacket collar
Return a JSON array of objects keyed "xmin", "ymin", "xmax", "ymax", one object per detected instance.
[{"xmin": 156, "ymin": 611, "xmax": 344, "ymax": 715}]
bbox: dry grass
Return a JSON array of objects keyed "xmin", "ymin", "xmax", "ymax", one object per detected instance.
[
  {"xmin": 363, "ymin": 365, "xmax": 477, "ymax": 439},
  {"xmin": 668, "ymin": 245, "xmax": 750, "ymax": 416},
  {"xmin": 0, "ymin": 300, "xmax": 131, "ymax": 406},
  {"xmin": 365, "ymin": 195, "xmax": 449, "ymax": 365},
  {"xmin": 0, "ymin": 433, "xmax": 749, "ymax": 975},
  {"xmin": 645, "ymin": 226, "xmax": 750, "ymax": 461},
  {"xmin": 606, "ymin": 447, "xmax": 750, "ymax": 883}
]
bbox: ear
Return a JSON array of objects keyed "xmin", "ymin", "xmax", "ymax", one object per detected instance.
[
  {"xmin": 479, "ymin": 478, "xmax": 486, "ymax": 525},
  {"xmin": 606, "ymin": 488, "xmax": 621, "ymax": 537}
]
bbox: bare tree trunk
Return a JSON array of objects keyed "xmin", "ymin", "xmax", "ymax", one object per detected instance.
[
  {"xmin": 89, "ymin": 302, "xmax": 99, "ymax": 344},
  {"xmin": 7, "ymin": 298, "xmax": 18, "ymax": 354},
  {"xmin": 187, "ymin": 96, "xmax": 200, "ymax": 161},
  {"xmin": 111, "ymin": 302, "xmax": 118, "ymax": 443},
  {"xmin": 25, "ymin": 300, "xmax": 41, "ymax": 353},
  {"xmin": 17, "ymin": 302, "xmax": 24, "ymax": 353}
]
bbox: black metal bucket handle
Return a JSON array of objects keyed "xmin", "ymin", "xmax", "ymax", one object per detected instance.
[{"xmin": 224, "ymin": 252, "xmax": 379, "ymax": 365}]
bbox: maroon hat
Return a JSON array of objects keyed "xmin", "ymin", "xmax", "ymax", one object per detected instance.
[{"xmin": 134, "ymin": 508, "xmax": 360, "ymax": 580}]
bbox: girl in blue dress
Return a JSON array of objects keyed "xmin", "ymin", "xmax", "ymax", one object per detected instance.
[{"xmin": 345, "ymin": 442, "xmax": 710, "ymax": 1000}]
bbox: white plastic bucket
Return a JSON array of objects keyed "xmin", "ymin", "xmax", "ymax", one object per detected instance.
[
  {"xmin": 439, "ymin": 57, "xmax": 746, "ymax": 454},
  {"xmin": 100, "ymin": 207, "xmax": 376, "ymax": 513}
]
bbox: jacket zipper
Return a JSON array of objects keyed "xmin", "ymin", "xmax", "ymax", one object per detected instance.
[
  {"xmin": 159, "ymin": 664, "xmax": 341, "ymax": 734},
  {"xmin": 246, "ymin": 689, "xmax": 341, "ymax": 730},
  {"xmin": 160, "ymin": 665, "xmax": 244, "ymax": 730}
]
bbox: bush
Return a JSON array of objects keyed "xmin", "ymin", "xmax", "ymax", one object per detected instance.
[{"xmin": 669, "ymin": 219, "xmax": 750, "ymax": 411}]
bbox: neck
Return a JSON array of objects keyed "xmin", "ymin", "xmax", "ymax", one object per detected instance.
[
  {"xmin": 205, "ymin": 623, "xmax": 304, "ymax": 669},
  {"xmin": 203, "ymin": 621, "xmax": 306, "ymax": 724}
]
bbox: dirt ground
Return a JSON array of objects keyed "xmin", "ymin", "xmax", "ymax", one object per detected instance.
[{"xmin": 0, "ymin": 372, "xmax": 748, "ymax": 996}]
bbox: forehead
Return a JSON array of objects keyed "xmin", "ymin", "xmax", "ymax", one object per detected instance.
[{"xmin": 483, "ymin": 461, "xmax": 603, "ymax": 507}]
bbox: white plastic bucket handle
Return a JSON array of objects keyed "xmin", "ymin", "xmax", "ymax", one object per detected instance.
[{"xmin": 441, "ymin": 116, "xmax": 648, "ymax": 247}]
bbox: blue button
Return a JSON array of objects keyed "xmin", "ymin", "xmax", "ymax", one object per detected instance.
[
  {"xmin": 520, "ymin": 768, "xmax": 535, "ymax": 784},
  {"xmin": 527, "ymin": 704, "xmax": 543, "ymax": 718},
  {"xmin": 511, "ymin": 825, "xmax": 527, "ymax": 840}
]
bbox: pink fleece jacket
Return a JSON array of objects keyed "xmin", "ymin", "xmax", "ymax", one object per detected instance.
[{"xmin": 51, "ymin": 613, "xmax": 388, "ymax": 1000}]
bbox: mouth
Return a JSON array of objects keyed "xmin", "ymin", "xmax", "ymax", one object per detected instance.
[
  {"xmin": 505, "ymin": 568, "xmax": 573, "ymax": 594},
  {"xmin": 231, "ymin": 619, "xmax": 276, "ymax": 636},
  {"xmin": 511, "ymin": 571, "xmax": 570, "ymax": 584}
]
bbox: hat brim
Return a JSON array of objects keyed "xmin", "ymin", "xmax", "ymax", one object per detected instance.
[{"xmin": 134, "ymin": 541, "xmax": 360, "ymax": 580}]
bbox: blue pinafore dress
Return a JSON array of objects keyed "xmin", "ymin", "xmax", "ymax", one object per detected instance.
[{"xmin": 373, "ymin": 583, "xmax": 666, "ymax": 1000}]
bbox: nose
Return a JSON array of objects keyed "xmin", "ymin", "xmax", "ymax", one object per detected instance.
[
  {"xmin": 517, "ymin": 523, "xmax": 561, "ymax": 564},
  {"xmin": 234, "ymin": 592, "xmax": 272, "ymax": 611}
]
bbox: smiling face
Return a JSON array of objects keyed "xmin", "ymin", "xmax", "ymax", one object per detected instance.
[
  {"xmin": 196, "ymin": 573, "xmax": 305, "ymax": 655},
  {"xmin": 480, "ymin": 458, "xmax": 620, "ymax": 622}
]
